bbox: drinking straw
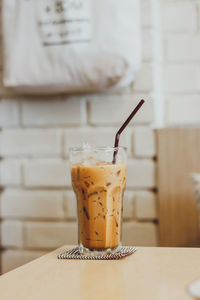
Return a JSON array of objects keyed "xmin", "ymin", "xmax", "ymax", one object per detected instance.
[{"xmin": 112, "ymin": 99, "xmax": 145, "ymax": 164}]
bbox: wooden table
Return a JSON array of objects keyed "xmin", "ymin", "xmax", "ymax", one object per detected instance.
[{"xmin": 0, "ymin": 246, "xmax": 200, "ymax": 300}]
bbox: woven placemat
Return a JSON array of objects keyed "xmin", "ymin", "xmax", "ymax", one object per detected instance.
[{"xmin": 57, "ymin": 246, "xmax": 137, "ymax": 260}]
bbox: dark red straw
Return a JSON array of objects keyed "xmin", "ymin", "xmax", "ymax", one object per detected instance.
[{"xmin": 112, "ymin": 99, "xmax": 145, "ymax": 164}]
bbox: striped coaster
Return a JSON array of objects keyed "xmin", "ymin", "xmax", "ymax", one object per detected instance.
[{"xmin": 57, "ymin": 246, "xmax": 137, "ymax": 260}]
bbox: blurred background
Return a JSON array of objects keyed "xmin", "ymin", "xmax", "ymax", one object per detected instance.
[{"xmin": 0, "ymin": 0, "xmax": 200, "ymax": 274}]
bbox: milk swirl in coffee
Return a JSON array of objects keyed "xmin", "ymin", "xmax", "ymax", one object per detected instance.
[{"xmin": 71, "ymin": 161, "xmax": 126, "ymax": 251}]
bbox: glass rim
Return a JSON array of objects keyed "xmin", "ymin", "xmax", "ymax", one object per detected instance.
[{"xmin": 69, "ymin": 146, "xmax": 127, "ymax": 152}]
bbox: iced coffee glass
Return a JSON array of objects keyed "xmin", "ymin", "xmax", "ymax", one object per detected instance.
[{"xmin": 70, "ymin": 146, "xmax": 127, "ymax": 256}]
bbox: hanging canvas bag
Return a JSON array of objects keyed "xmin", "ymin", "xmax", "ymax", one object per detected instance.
[{"xmin": 2, "ymin": 0, "xmax": 141, "ymax": 94}]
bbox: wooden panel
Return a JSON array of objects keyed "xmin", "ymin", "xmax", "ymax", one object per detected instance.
[{"xmin": 156, "ymin": 128, "xmax": 200, "ymax": 247}]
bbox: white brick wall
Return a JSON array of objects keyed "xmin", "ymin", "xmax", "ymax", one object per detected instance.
[
  {"xmin": 141, "ymin": 0, "xmax": 155, "ymax": 28},
  {"xmin": 1, "ymin": 189, "xmax": 78, "ymax": 220},
  {"xmin": 126, "ymin": 159, "xmax": 155, "ymax": 188},
  {"xmin": 162, "ymin": 0, "xmax": 200, "ymax": 126},
  {"xmin": 1, "ymin": 190, "xmax": 65, "ymax": 219},
  {"xmin": 63, "ymin": 191, "xmax": 77, "ymax": 220},
  {"xmin": 164, "ymin": 64, "xmax": 200, "ymax": 93},
  {"xmin": 122, "ymin": 221, "xmax": 157, "ymax": 246},
  {"xmin": 142, "ymin": 29, "xmax": 154, "ymax": 62},
  {"xmin": 23, "ymin": 160, "xmax": 71, "ymax": 188},
  {"xmin": 0, "ymin": 0, "xmax": 160, "ymax": 273},
  {"xmin": 64, "ymin": 127, "xmax": 131, "ymax": 156},
  {"xmin": 1, "ymin": 221, "xmax": 23, "ymax": 248},
  {"xmin": 162, "ymin": 2, "xmax": 197, "ymax": 32},
  {"xmin": 22, "ymin": 98, "xmax": 87, "ymax": 126},
  {"xmin": 166, "ymin": 95, "xmax": 200, "ymax": 125},
  {"xmin": 166, "ymin": 35, "xmax": 200, "ymax": 62},
  {"xmin": 24, "ymin": 222, "xmax": 77, "ymax": 249},
  {"xmin": 2, "ymin": 250, "xmax": 47, "ymax": 274},
  {"xmin": 2, "ymin": 220, "xmax": 77, "ymax": 249},
  {"xmin": 88, "ymin": 94, "xmax": 154, "ymax": 125},
  {"xmin": 0, "ymin": 160, "xmax": 21, "ymax": 187},
  {"xmin": 0, "ymin": 129, "xmax": 62, "ymax": 157},
  {"xmin": 123, "ymin": 191, "xmax": 136, "ymax": 220},
  {"xmin": 133, "ymin": 127, "xmax": 155, "ymax": 158},
  {"xmin": 133, "ymin": 63, "xmax": 155, "ymax": 92},
  {"xmin": 0, "ymin": 100, "xmax": 20, "ymax": 128},
  {"xmin": 135, "ymin": 191, "xmax": 157, "ymax": 220}
]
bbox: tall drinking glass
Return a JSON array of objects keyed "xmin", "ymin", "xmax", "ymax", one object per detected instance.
[{"xmin": 70, "ymin": 146, "xmax": 127, "ymax": 256}]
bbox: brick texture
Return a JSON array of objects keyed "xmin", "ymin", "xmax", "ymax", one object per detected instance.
[
  {"xmin": 166, "ymin": 35, "xmax": 200, "ymax": 62},
  {"xmin": 135, "ymin": 191, "xmax": 157, "ymax": 220},
  {"xmin": 23, "ymin": 160, "xmax": 71, "ymax": 187},
  {"xmin": 162, "ymin": 2, "xmax": 197, "ymax": 32},
  {"xmin": 133, "ymin": 63, "xmax": 154, "ymax": 92},
  {"xmin": 0, "ymin": 100, "xmax": 19, "ymax": 128},
  {"xmin": 133, "ymin": 127, "xmax": 156, "ymax": 158},
  {"xmin": 2, "ymin": 250, "xmax": 47, "ymax": 274},
  {"xmin": 64, "ymin": 127, "xmax": 131, "ymax": 156},
  {"xmin": 123, "ymin": 191, "xmax": 136, "ymax": 220},
  {"xmin": 126, "ymin": 159, "xmax": 155, "ymax": 188},
  {"xmin": 1, "ymin": 221, "xmax": 23, "ymax": 248},
  {"xmin": 22, "ymin": 98, "xmax": 87, "ymax": 126},
  {"xmin": 142, "ymin": 29, "xmax": 154, "ymax": 62},
  {"xmin": 0, "ymin": 160, "xmax": 21, "ymax": 187},
  {"xmin": 141, "ymin": 0, "xmax": 155, "ymax": 28},
  {"xmin": 63, "ymin": 191, "xmax": 77, "ymax": 220},
  {"xmin": 164, "ymin": 64, "xmax": 200, "ymax": 93},
  {"xmin": 166, "ymin": 95, "xmax": 200, "ymax": 125},
  {"xmin": 24, "ymin": 222, "xmax": 77, "ymax": 249},
  {"xmin": 1, "ymin": 190, "xmax": 64, "ymax": 219},
  {"xmin": 122, "ymin": 221, "xmax": 157, "ymax": 246},
  {"xmin": 162, "ymin": 0, "xmax": 200, "ymax": 128},
  {"xmin": 0, "ymin": 129, "xmax": 62, "ymax": 157},
  {"xmin": 88, "ymin": 95, "xmax": 154, "ymax": 125}
]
